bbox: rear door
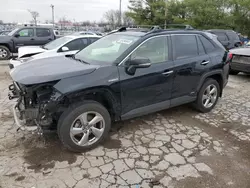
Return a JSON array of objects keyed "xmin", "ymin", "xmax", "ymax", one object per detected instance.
[
  {"xmin": 171, "ymin": 34, "xmax": 211, "ymax": 104},
  {"xmin": 35, "ymin": 28, "xmax": 53, "ymax": 45}
]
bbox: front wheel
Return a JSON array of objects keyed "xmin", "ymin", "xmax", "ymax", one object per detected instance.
[
  {"xmin": 193, "ymin": 78, "xmax": 220, "ymax": 113},
  {"xmin": 57, "ymin": 101, "xmax": 111, "ymax": 152}
]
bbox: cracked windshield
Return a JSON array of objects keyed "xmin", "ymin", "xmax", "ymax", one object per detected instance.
[{"xmin": 1, "ymin": 0, "xmax": 250, "ymax": 188}]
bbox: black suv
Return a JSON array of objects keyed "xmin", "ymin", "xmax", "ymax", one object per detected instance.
[
  {"xmin": 9, "ymin": 28, "xmax": 230, "ymax": 152},
  {"xmin": 206, "ymin": 29, "xmax": 242, "ymax": 50}
]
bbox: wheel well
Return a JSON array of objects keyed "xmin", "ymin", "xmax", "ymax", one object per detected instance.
[
  {"xmin": 0, "ymin": 43, "xmax": 10, "ymax": 51},
  {"xmin": 207, "ymin": 74, "xmax": 223, "ymax": 96},
  {"xmin": 68, "ymin": 90, "xmax": 120, "ymax": 121}
]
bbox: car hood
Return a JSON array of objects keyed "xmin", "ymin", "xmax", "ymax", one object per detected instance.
[
  {"xmin": 230, "ymin": 47, "xmax": 250, "ymax": 56},
  {"xmin": 0, "ymin": 35, "xmax": 11, "ymax": 42},
  {"xmin": 18, "ymin": 46, "xmax": 47, "ymax": 58},
  {"xmin": 10, "ymin": 56, "xmax": 99, "ymax": 85}
]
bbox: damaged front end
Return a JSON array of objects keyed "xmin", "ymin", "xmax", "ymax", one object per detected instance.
[{"xmin": 9, "ymin": 81, "xmax": 65, "ymax": 133}]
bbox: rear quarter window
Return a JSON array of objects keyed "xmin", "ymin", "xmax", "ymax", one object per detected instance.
[
  {"xmin": 199, "ymin": 36, "xmax": 216, "ymax": 53},
  {"xmin": 226, "ymin": 31, "xmax": 240, "ymax": 40}
]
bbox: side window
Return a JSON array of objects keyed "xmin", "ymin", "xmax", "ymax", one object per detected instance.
[
  {"xmin": 64, "ymin": 39, "xmax": 83, "ymax": 51},
  {"xmin": 89, "ymin": 38, "xmax": 99, "ymax": 44},
  {"xmin": 199, "ymin": 36, "xmax": 216, "ymax": 53},
  {"xmin": 173, "ymin": 35, "xmax": 198, "ymax": 59},
  {"xmin": 36, "ymin": 28, "xmax": 51, "ymax": 37},
  {"xmin": 215, "ymin": 32, "xmax": 228, "ymax": 41},
  {"xmin": 226, "ymin": 32, "xmax": 239, "ymax": 40},
  {"xmin": 197, "ymin": 36, "xmax": 205, "ymax": 55},
  {"xmin": 18, "ymin": 28, "xmax": 34, "ymax": 37},
  {"xmin": 81, "ymin": 38, "xmax": 88, "ymax": 47},
  {"xmin": 131, "ymin": 36, "xmax": 168, "ymax": 64}
]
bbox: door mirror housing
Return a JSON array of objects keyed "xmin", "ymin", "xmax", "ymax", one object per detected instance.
[
  {"xmin": 61, "ymin": 46, "xmax": 69, "ymax": 52},
  {"xmin": 14, "ymin": 33, "xmax": 20, "ymax": 38},
  {"xmin": 126, "ymin": 57, "xmax": 151, "ymax": 75}
]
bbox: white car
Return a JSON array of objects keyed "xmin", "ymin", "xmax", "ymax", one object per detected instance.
[{"xmin": 9, "ymin": 35, "xmax": 101, "ymax": 69}]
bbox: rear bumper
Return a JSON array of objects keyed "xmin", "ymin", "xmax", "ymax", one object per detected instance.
[{"xmin": 231, "ymin": 56, "xmax": 250, "ymax": 73}]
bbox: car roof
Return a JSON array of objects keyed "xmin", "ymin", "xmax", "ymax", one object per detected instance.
[
  {"xmin": 206, "ymin": 29, "xmax": 236, "ymax": 33},
  {"xmin": 64, "ymin": 35, "xmax": 102, "ymax": 39},
  {"xmin": 113, "ymin": 29, "xmax": 210, "ymax": 38}
]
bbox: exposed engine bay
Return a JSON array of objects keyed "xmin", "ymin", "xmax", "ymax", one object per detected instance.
[{"xmin": 8, "ymin": 81, "xmax": 64, "ymax": 132}]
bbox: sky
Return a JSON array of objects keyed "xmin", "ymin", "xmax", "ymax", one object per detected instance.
[{"xmin": 0, "ymin": 0, "xmax": 130, "ymax": 23}]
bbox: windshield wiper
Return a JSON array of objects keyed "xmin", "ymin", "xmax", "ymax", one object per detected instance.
[{"xmin": 71, "ymin": 55, "xmax": 90, "ymax": 64}]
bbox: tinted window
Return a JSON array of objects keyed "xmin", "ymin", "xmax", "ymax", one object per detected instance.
[
  {"xmin": 132, "ymin": 36, "xmax": 168, "ymax": 64},
  {"xmin": 64, "ymin": 39, "xmax": 83, "ymax": 51},
  {"xmin": 199, "ymin": 36, "xmax": 215, "ymax": 53},
  {"xmin": 80, "ymin": 38, "xmax": 88, "ymax": 48},
  {"xmin": 226, "ymin": 31, "xmax": 239, "ymax": 40},
  {"xmin": 18, "ymin": 28, "xmax": 34, "ymax": 37},
  {"xmin": 197, "ymin": 37, "xmax": 205, "ymax": 55},
  {"xmin": 174, "ymin": 35, "xmax": 198, "ymax": 59},
  {"xmin": 214, "ymin": 32, "xmax": 228, "ymax": 41},
  {"xmin": 36, "ymin": 28, "xmax": 51, "ymax": 37},
  {"xmin": 89, "ymin": 38, "xmax": 99, "ymax": 43}
]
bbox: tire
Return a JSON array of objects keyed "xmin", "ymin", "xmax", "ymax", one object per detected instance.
[
  {"xmin": 57, "ymin": 100, "xmax": 111, "ymax": 152},
  {"xmin": 193, "ymin": 78, "xmax": 220, "ymax": 113},
  {"xmin": 0, "ymin": 45, "xmax": 11, "ymax": 60},
  {"xmin": 229, "ymin": 69, "xmax": 239, "ymax": 75}
]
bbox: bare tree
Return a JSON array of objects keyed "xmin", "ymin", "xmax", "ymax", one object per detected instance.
[
  {"xmin": 103, "ymin": 10, "xmax": 120, "ymax": 29},
  {"xmin": 103, "ymin": 10, "xmax": 134, "ymax": 28},
  {"xmin": 28, "ymin": 10, "xmax": 39, "ymax": 26}
]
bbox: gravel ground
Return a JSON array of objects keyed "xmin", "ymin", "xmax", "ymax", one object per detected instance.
[{"xmin": 0, "ymin": 60, "xmax": 250, "ymax": 188}]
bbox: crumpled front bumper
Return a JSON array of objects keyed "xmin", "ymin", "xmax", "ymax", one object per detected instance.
[{"xmin": 9, "ymin": 82, "xmax": 38, "ymax": 132}]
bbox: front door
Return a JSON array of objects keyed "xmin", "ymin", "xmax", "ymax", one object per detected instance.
[
  {"xmin": 118, "ymin": 36, "xmax": 174, "ymax": 118},
  {"xmin": 12, "ymin": 28, "xmax": 36, "ymax": 52}
]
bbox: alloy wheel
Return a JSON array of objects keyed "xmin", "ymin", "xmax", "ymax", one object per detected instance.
[
  {"xmin": 202, "ymin": 84, "xmax": 218, "ymax": 108},
  {"xmin": 70, "ymin": 111, "xmax": 105, "ymax": 146},
  {"xmin": 0, "ymin": 48, "xmax": 7, "ymax": 58}
]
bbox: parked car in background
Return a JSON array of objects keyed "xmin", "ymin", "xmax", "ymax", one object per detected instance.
[
  {"xmin": 0, "ymin": 30, "xmax": 11, "ymax": 36},
  {"xmin": 206, "ymin": 29, "xmax": 242, "ymax": 50},
  {"xmin": 230, "ymin": 47, "xmax": 250, "ymax": 75},
  {"xmin": 0, "ymin": 27, "xmax": 57, "ymax": 60},
  {"xmin": 9, "ymin": 35, "xmax": 101, "ymax": 69},
  {"xmin": 9, "ymin": 28, "xmax": 230, "ymax": 152}
]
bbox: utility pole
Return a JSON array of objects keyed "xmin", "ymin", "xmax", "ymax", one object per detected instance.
[
  {"xmin": 119, "ymin": 0, "xmax": 122, "ymax": 26},
  {"xmin": 164, "ymin": 0, "xmax": 168, "ymax": 29},
  {"xmin": 50, "ymin": 4, "xmax": 55, "ymax": 28}
]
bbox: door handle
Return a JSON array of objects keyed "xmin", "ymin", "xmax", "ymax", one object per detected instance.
[
  {"xmin": 201, "ymin": 61, "xmax": 209, "ymax": 65},
  {"xmin": 162, "ymin": 70, "xmax": 174, "ymax": 75}
]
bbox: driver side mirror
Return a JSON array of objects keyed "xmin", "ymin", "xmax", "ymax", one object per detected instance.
[
  {"xmin": 14, "ymin": 33, "xmax": 20, "ymax": 38},
  {"xmin": 126, "ymin": 57, "xmax": 151, "ymax": 75},
  {"xmin": 61, "ymin": 46, "xmax": 69, "ymax": 52}
]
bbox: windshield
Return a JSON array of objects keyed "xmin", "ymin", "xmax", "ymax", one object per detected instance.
[
  {"xmin": 43, "ymin": 36, "xmax": 73, "ymax": 50},
  {"xmin": 8, "ymin": 28, "xmax": 19, "ymax": 36},
  {"xmin": 74, "ymin": 34, "xmax": 140, "ymax": 64}
]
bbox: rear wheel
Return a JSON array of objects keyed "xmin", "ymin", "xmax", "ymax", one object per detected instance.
[
  {"xmin": 193, "ymin": 78, "xmax": 220, "ymax": 113},
  {"xmin": 0, "ymin": 45, "xmax": 10, "ymax": 60},
  {"xmin": 57, "ymin": 101, "xmax": 111, "ymax": 152}
]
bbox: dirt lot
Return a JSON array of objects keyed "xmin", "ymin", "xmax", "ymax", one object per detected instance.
[{"xmin": 0, "ymin": 61, "xmax": 250, "ymax": 188}]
